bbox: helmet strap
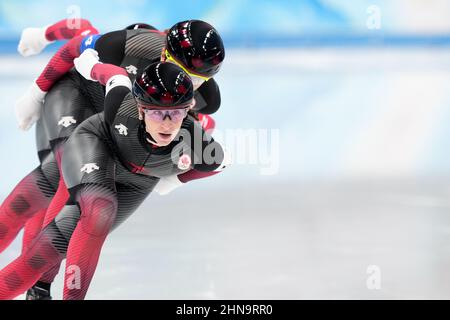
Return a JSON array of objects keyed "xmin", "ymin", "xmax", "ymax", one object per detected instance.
[
  {"xmin": 160, "ymin": 46, "xmax": 167, "ymax": 62},
  {"xmin": 145, "ymin": 132, "xmax": 159, "ymax": 146},
  {"xmin": 141, "ymin": 121, "xmax": 161, "ymax": 147}
]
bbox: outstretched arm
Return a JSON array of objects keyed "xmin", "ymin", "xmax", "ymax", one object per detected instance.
[
  {"xmin": 35, "ymin": 35, "xmax": 86, "ymax": 92},
  {"xmin": 18, "ymin": 18, "xmax": 98, "ymax": 57},
  {"xmin": 15, "ymin": 28, "xmax": 128, "ymax": 131},
  {"xmin": 35, "ymin": 29, "xmax": 129, "ymax": 93},
  {"xmin": 46, "ymin": 18, "xmax": 98, "ymax": 41}
]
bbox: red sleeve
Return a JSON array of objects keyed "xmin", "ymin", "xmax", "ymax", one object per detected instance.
[
  {"xmin": 91, "ymin": 63, "xmax": 128, "ymax": 86},
  {"xmin": 177, "ymin": 170, "xmax": 220, "ymax": 183},
  {"xmin": 45, "ymin": 19, "xmax": 98, "ymax": 41},
  {"xmin": 35, "ymin": 19, "xmax": 100, "ymax": 92},
  {"xmin": 35, "ymin": 36, "xmax": 84, "ymax": 92}
]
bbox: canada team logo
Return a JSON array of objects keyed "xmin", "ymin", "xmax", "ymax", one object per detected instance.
[{"xmin": 177, "ymin": 154, "xmax": 191, "ymax": 170}]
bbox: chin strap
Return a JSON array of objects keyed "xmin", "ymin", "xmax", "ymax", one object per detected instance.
[
  {"xmin": 141, "ymin": 121, "xmax": 161, "ymax": 147},
  {"xmin": 146, "ymin": 136, "xmax": 159, "ymax": 146}
]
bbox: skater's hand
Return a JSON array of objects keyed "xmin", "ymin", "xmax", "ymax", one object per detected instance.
[
  {"xmin": 17, "ymin": 27, "xmax": 53, "ymax": 57},
  {"xmin": 74, "ymin": 49, "xmax": 101, "ymax": 81},
  {"xmin": 15, "ymin": 83, "xmax": 46, "ymax": 131},
  {"xmin": 154, "ymin": 175, "xmax": 183, "ymax": 195}
]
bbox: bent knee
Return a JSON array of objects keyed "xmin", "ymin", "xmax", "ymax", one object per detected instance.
[{"xmin": 77, "ymin": 186, "xmax": 118, "ymax": 237}]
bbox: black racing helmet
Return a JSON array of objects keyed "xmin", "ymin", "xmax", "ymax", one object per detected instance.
[
  {"xmin": 166, "ymin": 20, "xmax": 225, "ymax": 78},
  {"xmin": 133, "ymin": 62, "xmax": 194, "ymax": 108}
]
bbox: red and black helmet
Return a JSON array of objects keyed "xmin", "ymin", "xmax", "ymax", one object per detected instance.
[
  {"xmin": 132, "ymin": 62, "xmax": 194, "ymax": 108},
  {"xmin": 166, "ymin": 20, "xmax": 225, "ymax": 78}
]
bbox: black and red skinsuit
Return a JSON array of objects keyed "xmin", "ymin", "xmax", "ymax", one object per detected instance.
[
  {"xmin": 0, "ymin": 62, "xmax": 226, "ymax": 300},
  {"xmin": 0, "ymin": 19, "xmax": 220, "ymax": 283}
]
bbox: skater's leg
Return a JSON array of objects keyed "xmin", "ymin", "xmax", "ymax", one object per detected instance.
[
  {"xmin": 60, "ymin": 123, "xmax": 118, "ymax": 300},
  {"xmin": 19, "ymin": 150, "xmax": 60, "ymax": 252},
  {"xmin": 63, "ymin": 185, "xmax": 118, "ymax": 300},
  {"xmin": 0, "ymin": 203, "xmax": 80, "ymax": 300},
  {"xmin": 42, "ymin": 141, "xmax": 70, "ymax": 228},
  {"xmin": 37, "ymin": 177, "xmax": 157, "ymax": 293},
  {"xmin": 21, "ymin": 209, "xmax": 46, "ymax": 253},
  {"xmin": 0, "ymin": 158, "xmax": 58, "ymax": 254},
  {"xmin": 36, "ymin": 170, "xmax": 69, "ymax": 286},
  {"xmin": 42, "ymin": 177, "xmax": 69, "ymax": 228},
  {"xmin": 37, "ymin": 146, "xmax": 69, "ymax": 284},
  {"xmin": 36, "ymin": 175, "xmax": 69, "ymax": 286}
]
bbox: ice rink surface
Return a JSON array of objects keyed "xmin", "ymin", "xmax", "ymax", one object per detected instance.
[{"xmin": 1, "ymin": 48, "xmax": 450, "ymax": 299}]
